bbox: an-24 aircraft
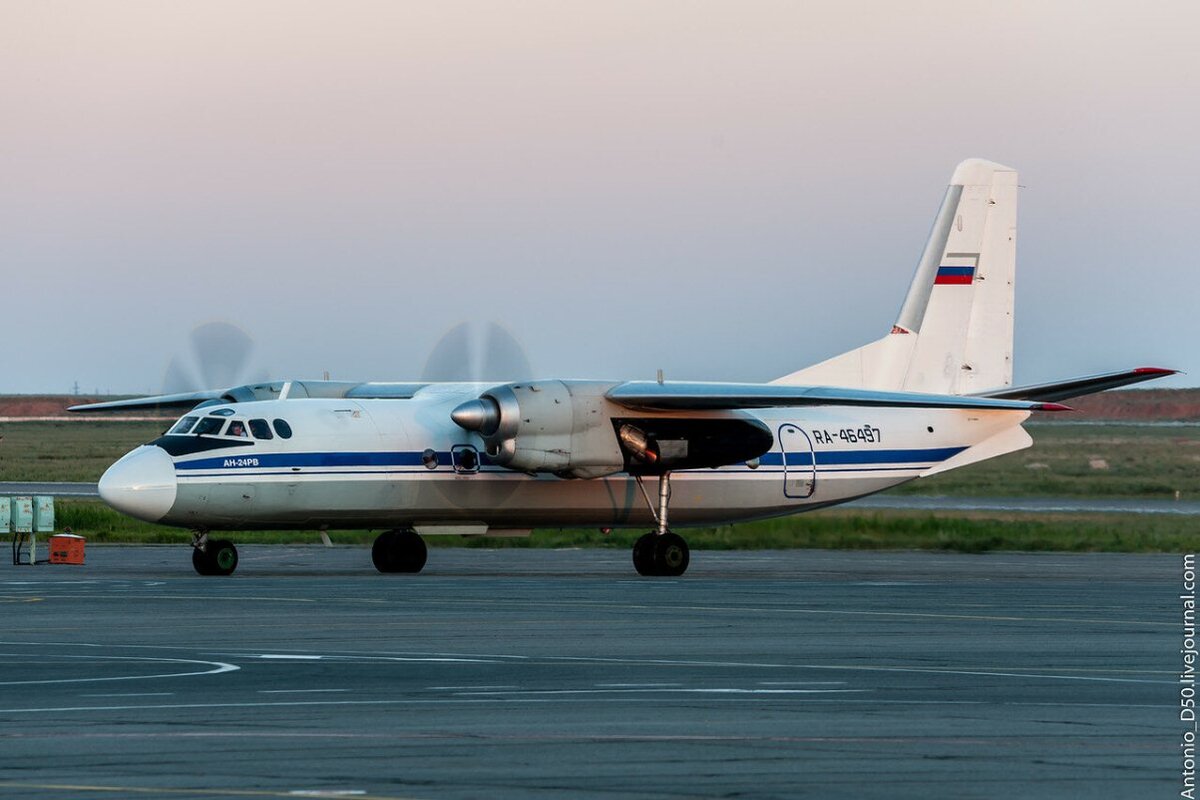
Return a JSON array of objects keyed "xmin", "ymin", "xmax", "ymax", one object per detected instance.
[{"xmin": 74, "ymin": 159, "xmax": 1174, "ymax": 577}]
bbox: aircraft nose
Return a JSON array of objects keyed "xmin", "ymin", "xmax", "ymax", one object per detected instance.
[{"xmin": 98, "ymin": 446, "xmax": 178, "ymax": 523}]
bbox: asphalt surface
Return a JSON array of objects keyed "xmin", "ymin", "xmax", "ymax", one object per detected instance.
[{"xmin": 0, "ymin": 547, "xmax": 1184, "ymax": 799}]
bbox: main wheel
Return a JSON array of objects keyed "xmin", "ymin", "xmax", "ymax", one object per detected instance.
[
  {"xmin": 632, "ymin": 533, "xmax": 658, "ymax": 576},
  {"xmin": 208, "ymin": 540, "xmax": 239, "ymax": 576},
  {"xmin": 372, "ymin": 529, "xmax": 427, "ymax": 574},
  {"xmin": 652, "ymin": 532, "xmax": 689, "ymax": 577}
]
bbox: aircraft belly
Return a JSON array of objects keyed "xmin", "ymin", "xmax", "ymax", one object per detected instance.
[{"xmin": 166, "ymin": 469, "xmax": 912, "ymax": 531}]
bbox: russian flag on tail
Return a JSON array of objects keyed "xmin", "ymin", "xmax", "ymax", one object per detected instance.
[{"xmin": 934, "ymin": 265, "xmax": 975, "ymax": 285}]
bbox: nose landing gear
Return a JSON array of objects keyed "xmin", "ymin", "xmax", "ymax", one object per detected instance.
[
  {"xmin": 191, "ymin": 532, "xmax": 239, "ymax": 576},
  {"xmin": 631, "ymin": 472, "xmax": 690, "ymax": 577},
  {"xmin": 372, "ymin": 529, "xmax": 428, "ymax": 573}
]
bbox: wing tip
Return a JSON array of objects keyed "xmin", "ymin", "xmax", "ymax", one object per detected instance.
[{"xmin": 1034, "ymin": 402, "xmax": 1074, "ymax": 412}]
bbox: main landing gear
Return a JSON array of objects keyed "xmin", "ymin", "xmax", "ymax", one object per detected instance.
[
  {"xmin": 191, "ymin": 532, "xmax": 239, "ymax": 576},
  {"xmin": 372, "ymin": 529, "xmax": 428, "ymax": 573},
  {"xmin": 631, "ymin": 471, "xmax": 690, "ymax": 577}
]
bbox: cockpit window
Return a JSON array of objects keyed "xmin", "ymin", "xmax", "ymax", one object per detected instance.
[
  {"xmin": 169, "ymin": 416, "xmax": 199, "ymax": 435},
  {"xmin": 227, "ymin": 420, "xmax": 248, "ymax": 438},
  {"xmin": 248, "ymin": 419, "xmax": 273, "ymax": 440},
  {"xmin": 273, "ymin": 419, "xmax": 293, "ymax": 439},
  {"xmin": 193, "ymin": 417, "xmax": 227, "ymax": 436}
]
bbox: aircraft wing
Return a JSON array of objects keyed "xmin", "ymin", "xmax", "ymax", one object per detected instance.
[
  {"xmin": 606, "ymin": 382, "xmax": 1070, "ymax": 412},
  {"xmin": 69, "ymin": 381, "xmax": 431, "ymax": 413},
  {"xmin": 973, "ymin": 367, "xmax": 1178, "ymax": 403},
  {"xmin": 68, "ymin": 391, "xmax": 224, "ymax": 412}
]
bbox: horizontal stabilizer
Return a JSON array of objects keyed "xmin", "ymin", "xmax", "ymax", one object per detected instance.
[
  {"xmin": 975, "ymin": 367, "xmax": 1177, "ymax": 403},
  {"xmin": 607, "ymin": 382, "xmax": 1069, "ymax": 412}
]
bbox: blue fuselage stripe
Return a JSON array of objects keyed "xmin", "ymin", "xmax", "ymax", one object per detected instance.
[{"xmin": 174, "ymin": 446, "xmax": 966, "ymax": 473}]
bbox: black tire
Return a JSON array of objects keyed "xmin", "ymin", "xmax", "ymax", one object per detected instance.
[
  {"xmin": 632, "ymin": 533, "xmax": 658, "ymax": 576},
  {"xmin": 394, "ymin": 530, "xmax": 428, "ymax": 573},
  {"xmin": 652, "ymin": 532, "xmax": 689, "ymax": 577},
  {"xmin": 208, "ymin": 540, "xmax": 239, "ymax": 576},
  {"xmin": 372, "ymin": 531, "xmax": 400, "ymax": 572},
  {"xmin": 192, "ymin": 546, "xmax": 214, "ymax": 576},
  {"xmin": 372, "ymin": 530, "xmax": 427, "ymax": 574}
]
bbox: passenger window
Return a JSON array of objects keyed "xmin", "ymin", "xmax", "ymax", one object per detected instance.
[
  {"xmin": 227, "ymin": 420, "xmax": 248, "ymax": 438},
  {"xmin": 193, "ymin": 417, "xmax": 226, "ymax": 436},
  {"xmin": 273, "ymin": 419, "xmax": 293, "ymax": 439},
  {"xmin": 249, "ymin": 419, "xmax": 273, "ymax": 440},
  {"xmin": 169, "ymin": 416, "xmax": 199, "ymax": 435}
]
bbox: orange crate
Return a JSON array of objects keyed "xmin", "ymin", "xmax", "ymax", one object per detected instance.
[{"xmin": 49, "ymin": 534, "xmax": 85, "ymax": 565}]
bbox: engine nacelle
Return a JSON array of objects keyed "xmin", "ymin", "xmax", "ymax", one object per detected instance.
[
  {"xmin": 452, "ymin": 380, "xmax": 627, "ymax": 479},
  {"xmin": 451, "ymin": 380, "xmax": 776, "ymax": 479}
]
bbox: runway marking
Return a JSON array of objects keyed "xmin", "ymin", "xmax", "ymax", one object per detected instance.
[
  {"xmin": 426, "ymin": 685, "xmax": 519, "ymax": 690},
  {"xmin": 758, "ymin": 681, "xmax": 847, "ymax": 686},
  {"xmin": 259, "ymin": 654, "xmax": 323, "ymax": 660},
  {"xmin": 80, "ymin": 693, "xmax": 177, "ymax": 698},
  {"xmin": 243, "ymin": 653, "xmax": 502, "ymax": 664},
  {"xmin": 454, "ymin": 688, "xmax": 868, "ymax": 696},
  {"xmin": 594, "ymin": 683, "xmax": 683, "ymax": 688},
  {"xmin": 0, "ymin": 653, "xmax": 239, "ymax": 685},
  {"xmin": 381, "ymin": 651, "xmax": 1173, "ymax": 684},
  {"xmin": 0, "ymin": 696, "xmax": 1171, "ymax": 715},
  {"xmin": 784, "ymin": 663, "xmax": 1175, "ymax": 685},
  {"xmin": 260, "ymin": 689, "xmax": 349, "ymax": 694},
  {"xmin": 0, "ymin": 782, "xmax": 413, "ymax": 799},
  {"xmin": 0, "ymin": 695, "xmax": 1166, "ymax": 714}
]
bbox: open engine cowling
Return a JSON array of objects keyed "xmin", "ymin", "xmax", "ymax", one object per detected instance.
[{"xmin": 451, "ymin": 380, "xmax": 774, "ymax": 479}]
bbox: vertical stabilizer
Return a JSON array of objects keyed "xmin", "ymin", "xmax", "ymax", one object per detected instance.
[{"xmin": 774, "ymin": 158, "xmax": 1017, "ymax": 394}]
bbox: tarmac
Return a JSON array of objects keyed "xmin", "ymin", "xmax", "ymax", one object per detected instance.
[{"xmin": 0, "ymin": 546, "xmax": 1185, "ymax": 798}]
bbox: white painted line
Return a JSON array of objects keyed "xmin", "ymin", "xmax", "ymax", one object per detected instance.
[
  {"xmin": 259, "ymin": 654, "xmax": 324, "ymax": 660},
  {"xmin": 0, "ymin": 696, "xmax": 1170, "ymax": 715},
  {"xmin": 758, "ymin": 681, "xmax": 847, "ymax": 686},
  {"xmin": 0, "ymin": 653, "xmax": 239, "ymax": 686},
  {"xmin": 594, "ymin": 683, "xmax": 684, "ymax": 688},
  {"xmin": 426, "ymin": 685, "xmax": 519, "ymax": 690},
  {"xmin": 260, "ymin": 689, "xmax": 349, "ymax": 694},
  {"xmin": 80, "ymin": 693, "xmax": 177, "ymax": 698},
  {"xmin": 456, "ymin": 688, "xmax": 868, "ymax": 696},
  {"xmin": 288, "ymin": 791, "xmax": 367, "ymax": 797}
]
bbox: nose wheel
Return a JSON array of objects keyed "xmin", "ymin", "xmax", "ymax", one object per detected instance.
[
  {"xmin": 191, "ymin": 533, "xmax": 239, "ymax": 576},
  {"xmin": 631, "ymin": 472, "xmax": 690, "ymax": 577},
  {"xmin": 372, "ymin": 529, "xmax": 428, "ymax": 573}
]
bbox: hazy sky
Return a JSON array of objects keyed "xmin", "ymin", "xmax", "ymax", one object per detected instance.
[{"xmin": 2, "ymin": 0, "xmax": 1197, "ymax": 394}]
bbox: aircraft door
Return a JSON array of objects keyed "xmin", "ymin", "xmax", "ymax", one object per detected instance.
[{"xmin": 779, "ymin": 424, "xmax": 816, "ymax": 499}]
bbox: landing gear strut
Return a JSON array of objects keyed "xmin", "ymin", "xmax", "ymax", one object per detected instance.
[
  {"xmin": 372, "ymin": 529, "xmax": 427, "ymax": 573},
  {"xmin": 631, "ymin": 471, "xmax": 690, "ymax": 577},
  {"xmin": 191, "ymin": 531, "xmax": 239, "ymax": 576}
]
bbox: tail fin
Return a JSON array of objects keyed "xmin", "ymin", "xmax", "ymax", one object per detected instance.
[{"xmin": 774, "ymin": 158, "xmax": 1018, "ymax": 395}]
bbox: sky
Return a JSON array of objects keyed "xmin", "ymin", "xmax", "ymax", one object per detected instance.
[{"xmin": 2, "ymin": 0, "xmax": 1197, "ymax": 394}]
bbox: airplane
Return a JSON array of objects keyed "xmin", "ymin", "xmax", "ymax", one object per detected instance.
[{"xmin": 72, "ymin": 159, "xmax": 1176, "ymax": 577}]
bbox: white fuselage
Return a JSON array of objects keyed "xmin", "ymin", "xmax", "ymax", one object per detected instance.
[{"xmin": 98, "ymin": 383, "xmax": 1030, "ymax": 533}]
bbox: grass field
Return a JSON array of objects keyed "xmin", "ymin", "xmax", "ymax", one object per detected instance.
[
  {"xmin": 902, "ymin": 422, "xmax": 1200, "ymax": 499},
  {"xmin": 0, "ymin": 421, "xmax": 166, "ymax": 482},
  {"xmin": 1, "ymin": 419, "xmax": 1196, "ymax": 498}
]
